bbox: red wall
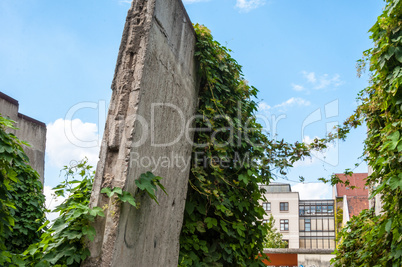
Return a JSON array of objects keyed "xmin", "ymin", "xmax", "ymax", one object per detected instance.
[{"xmin": 262, "ymin": 253, "xmax": 298, "ymax": 266}]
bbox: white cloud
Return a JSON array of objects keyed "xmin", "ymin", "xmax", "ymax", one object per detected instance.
[
  {"xmin": 291, "ymin": 83, "xmax": 304, "ymax": 91},
  {"xmin": 258, "ymin": 97, "xmax": 311, "ymax": 113},
  {"xmin": 274, "ymin": 97, "xmax": 311, "ymax": 111},
  {"xmin": 303, "ymin": 71, "xmax": 317, "ymax": 84},
  {"xmin": 301, "ymin": 71, "xmax": 343, "ymax": 90},
  {"xmin": 258, "ymin": 102, "xmax": 271, "ymax": 111},
  {"xmin": 44, "ymin": 185, "xmax": 66, "ymax": 222},
  {"xmin": 235, "ymin": 0, "xmax": 266, "ymax": 12},
  {"xmin": 315, "ymin": 73, "xmax": 342, "ymax": 90},
  {"xmin": 46, "ymin": 118, "xmax": 100, "ymax": 169},
  {"xmin": 291, "ymin": 182, "xmax": 332, "ymax": 199}
]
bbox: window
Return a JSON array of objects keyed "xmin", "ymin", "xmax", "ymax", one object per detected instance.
[
  {"xmin": 310, "ymin": 205, "xmax": 316, "ymax": 215},
  {"xmin": 280, "ymin": 219, "xmax": 289, "ymax": 231},
  {"xmin": 328, "ymin": 205, "xmax": 334, "ymax": 214},
  {"xmin": 316, "ymin": 205, "xmax": 322, "ymax": 213},
  {"xmin": 323, "ymin": 205, "xmax": 328, "ymax": 213},
  {"xmin": 263, "ymin": 202, "xmax": 271, "ymax": 211},
  {"xmin": 299, "ymin": 206, "xmax": 305, "ymax": 215},
  {"xmin": 305, "ymin": 206, "xmax": 311, "ymax": 214},
  {"xmin": 262, "ymin": 219, "xmax": 268, "ymax": 224},
  {"xmin": 282, "ymin": 239, "xmax": 289, "ymax": 248},
  {"xmin": 305, "ymin": 219, "xmax": 311, "ymax": 232},
  {"xmin": 280, "ymin": 202, "xmax": 289, "ymax": 211}
]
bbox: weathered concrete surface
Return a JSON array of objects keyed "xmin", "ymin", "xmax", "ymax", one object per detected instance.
[
  {"xmin": 83, "ymin": 0, "xmax": 198, "ymax": 266},
  {"xmin": 0, "ymin": 92, "xmax": 46, "ymax": 183}
]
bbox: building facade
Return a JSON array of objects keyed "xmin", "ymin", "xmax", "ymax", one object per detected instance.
[
  {"xmin": 368, "ymin": 167, "xmax": 383, "ymax": 216},
  {"xmin": 333, "ymin": 173, "xmax": 369, "ymax": 227},
  {"xmin": 261, "ymin": 183, "xmax": 335, "ymax": 250},
  {"xmin": 0, "ymin": 92, "xmax": 46, "ymax": 183},
  {"xmin": 260, "ymin": 183, "xmax": 300, "ymax": 249},
  {"xmin": 299, "ymin": 199, "xmax": 336, "ymax": 249}
]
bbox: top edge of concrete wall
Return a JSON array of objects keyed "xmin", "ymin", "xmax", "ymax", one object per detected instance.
[
  {"xmin": 0, "ymin": 91, "xmax": 46, "ymax": 128},
  {"xmin": 0, "ymin": 91, "xmax": 19, "ymax": 107},
  {"xmin": 177, "ymin": 0, "xmax": 196, "ymax": 36},
  {"xmin": 17, "ymin": 113, "xmax": 47, "ymax": 128}
]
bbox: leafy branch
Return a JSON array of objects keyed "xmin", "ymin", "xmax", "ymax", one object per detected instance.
[{"xmin": 101, "ymin": 171, "xmax": 167, "ymax": 207}]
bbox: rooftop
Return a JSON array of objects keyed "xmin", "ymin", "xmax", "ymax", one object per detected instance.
[
  {"xmin": 260, "ymin": 183, "xmax": 292, "ymax": 193},
  {"xmin": 0, "ymin": 91, "xmax": 46, "ymax": 128}
]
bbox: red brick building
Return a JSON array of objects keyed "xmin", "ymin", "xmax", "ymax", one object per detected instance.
[{"xmin": 333, "ymin": 173, "xmax": 369, "ymax": 227}]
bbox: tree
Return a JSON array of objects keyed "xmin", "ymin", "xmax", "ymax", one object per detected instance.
[
  {"xmin": 263, "ymin": 215, "xmax": 288, "ymax": 249},
  {"xmin": 179, "ymin": 24, "xmax": 311, "ymax": 266},
  {"xmin": 23, "ymin": 160, "xmax": 104, "ymax": 266},
  {"xmin": 0, "ymin": 115, "xmax": 45, "ymax": 264},
  {"xmin": 329, "ymin": 0, "xmax": 402, "ymax": 265}
]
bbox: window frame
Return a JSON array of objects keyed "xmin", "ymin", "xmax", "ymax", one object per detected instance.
[
  {"xmin": 280, "ymin": 202, "xmax": 289, "ymax": 211},
  {"xmin": 305, "ymin": 219, "xmax": 311, "ymax": 232},
  {"xmin": 263, "ymin": 202, "xmax": 271, "ymax": 212},
  {"xmin": 280, "ymin": 219, "xmax": 289, "ymax": 231}
]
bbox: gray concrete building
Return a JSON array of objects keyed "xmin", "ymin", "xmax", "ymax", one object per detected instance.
[{"xmin": 0, "ymin": 92, "xmax": 46, "ymax": 183}]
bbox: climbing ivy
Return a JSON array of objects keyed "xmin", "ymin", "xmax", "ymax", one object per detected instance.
[
  {"xmin": 22, "ymin": 159, "xmax": 103, "ymax": 266},
  {"xmin": 179, "ymin": 24, "xmax": 312, "ymax": 266},
  {"xmin": 0, "ymin": 115, "xmax": 45, "ymax": 265},
  {"xmin": 101, "ymin": 171, "xmax": 167, "ymax": 206},
  {"xmin": 329, "ymin": 0, "xmax": 402, "ymax": 266},
  {"xmin": 0, "ymin": 155, "xmax": 166, "ymax": 267}
]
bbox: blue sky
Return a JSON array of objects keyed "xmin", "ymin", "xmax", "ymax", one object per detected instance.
[{"xmin": 0, "ymin": 0, "xmax": 384, "ymax": 204}]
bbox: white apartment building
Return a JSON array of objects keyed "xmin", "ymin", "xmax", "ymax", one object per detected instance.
[
  {"xmin": 260, "ymin": 183, "xmax": 300, "ymax": 248},
  {"xmin": 260, "ymin": 183, "xmax": 335, "ymax": 249}
]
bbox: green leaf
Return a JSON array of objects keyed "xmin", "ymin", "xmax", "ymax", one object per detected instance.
[
  {"xmin": 112, "ymin": 187, "xmax": 123, "ymax": 196},
  {"xmin": 135, "ymin": 172, "xmax": 166, "ymax": 205},
  {"xmin": 89, "ymin": 207, "xmax": 105, "ymax": 217},
  {"xmin": 387, "ymin": 131, "xmax": 400, "ymax": 150},
  {"xmin": 397, "ymin": 141, "xmax": 402, "ymax": 152},
  {"xmin": 395, "ymin": 47, "xmax": 402, "ymax": 63},
  {"xmin": 389, "ymin": 131, "xmax": 400, "ymax": 142},
  {"xmin": 385, "ymin": 46, "xmax": 396, "ymax": 60},
  {"xmin": 238, "ymin": 174, "xmax": 249, "ymax": 184},
  {"xmin": 196, "ymin": 221, "xmax": 206, "ymax": 233},
  {"xmin": 389, "ymin": 174, "xmax": 402, "ymax": 190},
  {"xmin": 82, "ymin": 225, "xmax": 96, "ymax": 241},
  {"xmin": 37, "ymin": 220, "xmax": 50, "ymax": 232},
  {"xmin": 220, "ymin": 221, "xmax": 228, "ymax": 233},
  {"xmin": 119, "ymin": 191, "xmax": 137, "ymax": 207},
  {"xmin": 101, "ymin": 187, "xmax": 113, "ymax": 197},
  {"xmin": 185, "ymin": 201, "xmax": 195, "ymax": 215},
  {"xmin": 385, "ymin": 219, "xmax": 392, "ymax": 233},
  {"xmin": 204, "ymin": 217, "xmax": 218, "ymax": 229}
]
